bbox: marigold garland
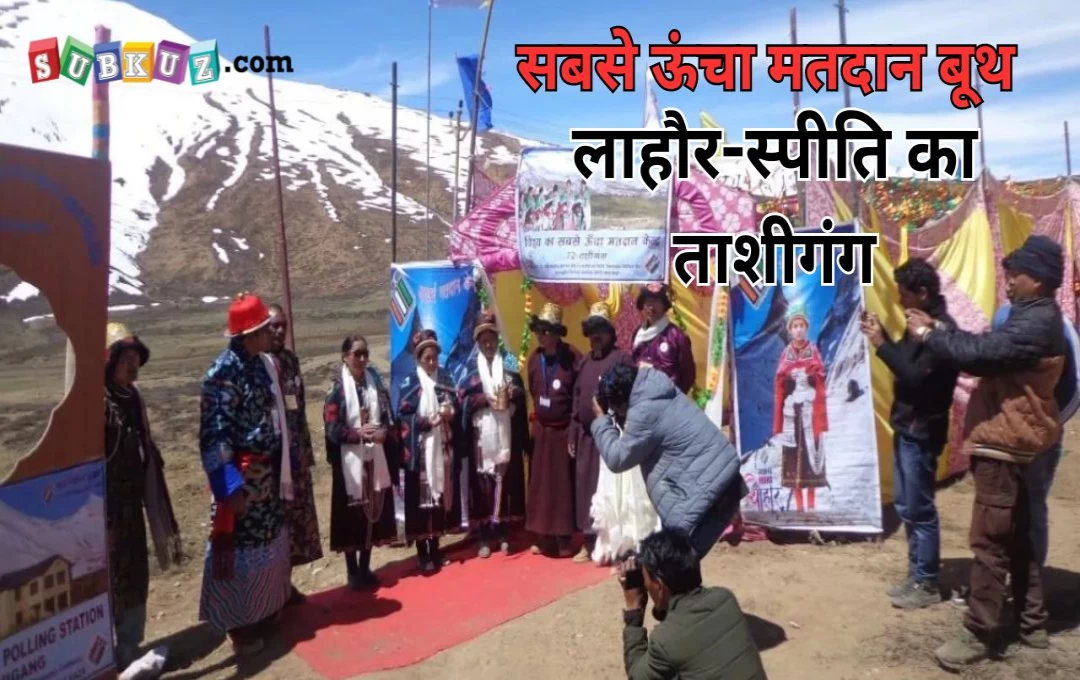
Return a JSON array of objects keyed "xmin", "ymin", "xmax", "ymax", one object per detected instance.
[{"xmin": 519, "ymin": 276, "xmax": 535, "ymax": 365}]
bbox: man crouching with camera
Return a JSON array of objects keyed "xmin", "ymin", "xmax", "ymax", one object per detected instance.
[{"xmin": 619, "ymin": 528, "xmax": 768, "ymax": 679}]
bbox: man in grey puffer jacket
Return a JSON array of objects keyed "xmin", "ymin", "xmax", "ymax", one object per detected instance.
[{"xmin": 590, "ymin": 364, "xmax": 747, "ymax": 558}]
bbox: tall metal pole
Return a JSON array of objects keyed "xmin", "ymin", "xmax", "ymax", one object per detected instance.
[
  {"xmin": 791, "ymin": 8, "xmax": 806, "ymax": 227},
  {"xmin": 73, "ymin": 24, "xmax": 112, "ymax": 390},
  {"xmin": 453, "ymin": 101, "xmax": 463, "ymax": 224},
  {"xmin": 1067, "ymin": 121, "xmax": 1074, "ymax": 179},
  {"xmin": 465, "ymin": 0, "xmax": 496, "ymax": 214},
  {"xmin": 264, "ymin": 25, "xmax": 295, "ymax": 351},
  {"xmin": 391, "ymin": 61, "xmax": 399, "ymax": 263},
  {"xmin": 425, "ymin": 0, "xmax": 433, "ymax": 259},
  {"xmin": 836, "ymin": 0, "xmax": 859, "ymax": 218}
]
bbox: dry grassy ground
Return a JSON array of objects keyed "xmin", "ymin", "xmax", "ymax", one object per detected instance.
[{"xmin": 2, "ymin": 297, "xmax": 1079, "ymax": 679}]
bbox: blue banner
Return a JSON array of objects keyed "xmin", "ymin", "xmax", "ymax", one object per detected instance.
[
  {"xmin": 457, "ymin": 54, "xmax": 492, "ymax": 133},
  {"xmin": 730, "ymin": 222, "xmax": 881, "ymax": 532},
  {"xmin": 389, "ymin": 261, "xmax": 481, "ymax": 415}
]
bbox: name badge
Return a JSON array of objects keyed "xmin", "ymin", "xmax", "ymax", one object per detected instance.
[
  {"xmin": 539, "ymin": 396, "xmax": 552, "ymax": 408},
  {"xmin": 285, "ymin": 394, "xmax": 299, "ymax": 411}
]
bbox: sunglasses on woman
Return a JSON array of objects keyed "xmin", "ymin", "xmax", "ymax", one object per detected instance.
[{"xmin": 351, "ymin": 349, "xmax": 369, "ymax": 358}]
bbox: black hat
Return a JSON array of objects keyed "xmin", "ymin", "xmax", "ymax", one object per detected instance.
[
  {"xmin": 1002, "ymin": 235, "xmax": 1064, "ymax": 293},
  {"xmin": 528, "ymin": 302, "xmax": 568, "ymax": 337},
  {"xmin": 581, "ymin": 301, "xmax": 616, "ymax": 338},
  {"xmin": 636, "ymin": 283, "xmax": 672, "ymax": 312}
]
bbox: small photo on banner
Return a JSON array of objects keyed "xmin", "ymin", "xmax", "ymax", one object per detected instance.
[
  {"xmin": 730, "ymin": 222, "xmax": 882, "ymax": 533},
  {"xmin": 516, "ymin": 147, "xmax": 671, "ymax": 284},
  {"xmin": 388, "ymin": 261, "xmax": 481, "ymax": 415},
  {"xmin": 0, "ymin": 460, "xmax": 115, "ymax": 678}
]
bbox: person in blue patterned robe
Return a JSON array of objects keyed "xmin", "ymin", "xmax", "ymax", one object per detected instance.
[{"xmin": 198, "ymin": 296, "xmax": 292, "ymax": 656}]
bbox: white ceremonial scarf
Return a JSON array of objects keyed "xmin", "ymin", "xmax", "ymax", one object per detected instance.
[
  {"xmin": 259, "ymin": 354, "xmax": 294, "ymax": 502},
  {"xmin": 632, "ymin": 315, "xmax": 670, "ymax": 350},
  {"xmin": 341, "ymin": 365, "xmax": 392, "ymax": 504},
  {"xmin": 416, "ymin": 366, "xmax": 445, "ymax": 505},
  {"xmin": 474, "ymin": 352, "xmax": 512, "ymax": 474}
]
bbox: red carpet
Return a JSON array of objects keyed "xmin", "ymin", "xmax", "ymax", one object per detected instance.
[{"xmin": 285, "ymin": 543, "xmax": 610, "ymax": 678}]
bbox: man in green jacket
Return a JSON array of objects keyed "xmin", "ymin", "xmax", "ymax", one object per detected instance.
[{"xmin": 620, "ymin": 529, "xmax": 768, "ymax": 679}]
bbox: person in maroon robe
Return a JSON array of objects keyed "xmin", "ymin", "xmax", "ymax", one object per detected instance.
[
  {"xmin": 631, "ymin": 284, "xmax": 696, "ymax": 394},
  {"xmin": 526, "ymin": 302, "xmax": 582, "ymax": 558},
  {"xmin": 570, "ymin": 301, "xmax": 634, "ymax": 563}
]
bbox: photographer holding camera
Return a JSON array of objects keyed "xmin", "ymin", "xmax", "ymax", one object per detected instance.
[
  {"xmin": 619, "ymin": 529, "xmax": 767, "ymax": 679},
  {"xmin": 591, "ymin": 364, "xmax": 747, "ymax": 558}
]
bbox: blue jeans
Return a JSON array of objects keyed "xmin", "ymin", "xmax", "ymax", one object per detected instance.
[
  {"xmin": 1026, "ymin": 438, "xmax": 1062, "ymax": 568},
  {"xmin": 893, "ymin": 433, "xmax": 941, "ymax": 583}
]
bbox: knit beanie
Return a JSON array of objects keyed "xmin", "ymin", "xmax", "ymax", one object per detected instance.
[{"xmin": 1002, "ymin": 235, "xmax": 1064, "ymax": 292}]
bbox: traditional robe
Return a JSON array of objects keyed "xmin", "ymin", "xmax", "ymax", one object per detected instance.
[
  {"xmin": 773, "ymin": 340, "xmax": 829, "ymax": 490},
  {"xmin": 570, "ymin": 346, "xmax": 634, "ymax": 533},
  {"xmin": 459, "ymin": 352, "xmax": 529, "ymax": 527},
  {"xmin": 198, "ymin": 339, "xmax": 292, "ymax": 632},
  {"xmin": 324, "ymin": 370, "xmax": 399, "ymax": 551},
  {"xmin": 104, "ymin": 386, "xmax": 152, "ymax": 615},
  {"xmin": 397, "ymin": 368, "xmax": 465, "ymax": 541},
  {"xmin": 631, "ymin": 320, "xmax": 696, "ymax": 394},
  {"xmin": 270, "ymin": 348, "xmax": 323, "ymax": 566},
  {"xmin": 526, "ymin": 342, "xmax": 581, "ymax": 537}
]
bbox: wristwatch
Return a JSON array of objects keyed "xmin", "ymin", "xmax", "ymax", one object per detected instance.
[{"xmin": 916, "ymin": 326, "xmax": 932, "ymax": 339}]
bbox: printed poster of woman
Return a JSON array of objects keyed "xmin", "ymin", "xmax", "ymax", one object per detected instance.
[
  {"xmin": 729, "ymin": 221, "xmax": 881, "ymax": 533},
  {"xmin": 772, "ymin": 304, "xmax": 828, "ymax": 513}
]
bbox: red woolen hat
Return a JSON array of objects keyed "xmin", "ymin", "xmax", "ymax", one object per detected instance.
[{"xmin": 225, "ymin": 293, "xmax": 272, "ymax": 337}]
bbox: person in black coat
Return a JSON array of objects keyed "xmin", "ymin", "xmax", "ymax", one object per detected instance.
[{"xmin": 861, "ymin": 258, "xmax": 959, "ymax": 611}]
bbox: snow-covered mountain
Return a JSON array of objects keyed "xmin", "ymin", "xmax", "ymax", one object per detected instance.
[
  {"xmin": 0, "ymin": 0, "xmax": 535, "ymax": 307},
  {"xmin": 0, "ymin": 493, "xmax": 108, "ymax": 579}
]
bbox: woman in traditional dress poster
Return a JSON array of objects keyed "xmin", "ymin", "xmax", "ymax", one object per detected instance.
[
  {"xmin": 397, "ymin": 329, "xmax": 464, "ymax": 572},
  {"xmin": 323, "ymin": 335, "xmax": 398, "ymax": 590},
  {"xmin": 772, "ymin": 304, "xmax": 829, "ymax": 513},
  {"xmin": 458, "ymin": 311, "xmax": 529, "ymax": 557}
]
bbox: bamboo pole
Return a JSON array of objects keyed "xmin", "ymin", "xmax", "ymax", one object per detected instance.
[{"xmin": 264, "ymin": 25, "xmax": 296, "ymax": 351}]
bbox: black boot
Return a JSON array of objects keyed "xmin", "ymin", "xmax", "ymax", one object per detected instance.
[
  {"xmin": 478, "ymin": 524, "xmax": 492, "ymax": 559},
  {"xmin": 430, "ymin": 538, "xmax": 448, "ymax": 569},
  {"xmin": 499, "ymin": 524, "xmax": 511, "ymax": 554},
  {"xmin": 417, "ymin": 539, "xmax": 435, "ymax": 573},
  {"xmin": 358, "ymin": 548, "xmax": 380, "ymax": 588},
  {"xmin": 346, "ymin": 551, "xmax": 363, "ymax": 590}
]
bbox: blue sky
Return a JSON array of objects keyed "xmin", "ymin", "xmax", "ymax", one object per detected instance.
[{"xmin": 131, "ymin": 0, "xmax": 1079, "ymax": 180}]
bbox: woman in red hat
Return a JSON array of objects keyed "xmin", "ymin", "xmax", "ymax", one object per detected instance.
[
  {"xmin": 104, "ymin": 322, "xmax": 181, "ymax": 674},
  {"xmin": 631, "ymin": 284, "xmax": 696, "ymax": 394},
  {"xmin": 397, "ymin": 329, "xmax": 464, "ymax": 572},
  {"xmin": 198, "ymin": 294, "xmax": 294, "ymax": 655}
]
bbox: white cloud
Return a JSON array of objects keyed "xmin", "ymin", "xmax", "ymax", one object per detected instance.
[
  {"xmin": 692, "ymin": 0, "xmax": 1079, "ymax": 180},
  {"xmin": 381, "ymin": 61, "xmax": 457, "ymax": 98}
]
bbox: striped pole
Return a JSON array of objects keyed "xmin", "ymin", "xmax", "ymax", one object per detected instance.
[{"xmin": 92, "ymin": 25, "xmax": 110, "ymax": 161}]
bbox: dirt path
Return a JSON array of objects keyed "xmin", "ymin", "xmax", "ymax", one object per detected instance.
[{"xmin": 3, "ymin": 300, "xmax": 1079, "ymax": 679}]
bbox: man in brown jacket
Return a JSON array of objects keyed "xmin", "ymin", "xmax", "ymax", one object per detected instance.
[{"xmin": 907, "ymin": 235, "xmax": 1066, "ymax": 671}]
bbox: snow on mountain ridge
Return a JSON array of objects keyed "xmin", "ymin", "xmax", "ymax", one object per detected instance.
[{"xmin": 0, "ymin": 0, "xmax": 539, "ymax": 302}]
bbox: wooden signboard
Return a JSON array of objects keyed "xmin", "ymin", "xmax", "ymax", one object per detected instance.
[{"xmin": 0, "ymin": 143, "xmax": 117, "ymax": 680}]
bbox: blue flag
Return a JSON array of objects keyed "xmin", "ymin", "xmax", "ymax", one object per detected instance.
[{"xmin": 457, "ymin": 54, "xmax": 492, "ymax": 133}]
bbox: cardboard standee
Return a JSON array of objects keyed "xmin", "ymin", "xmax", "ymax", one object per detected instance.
[{"xmin": 0, "ymin": 143, "xmax": 117, "ymax": 680}]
